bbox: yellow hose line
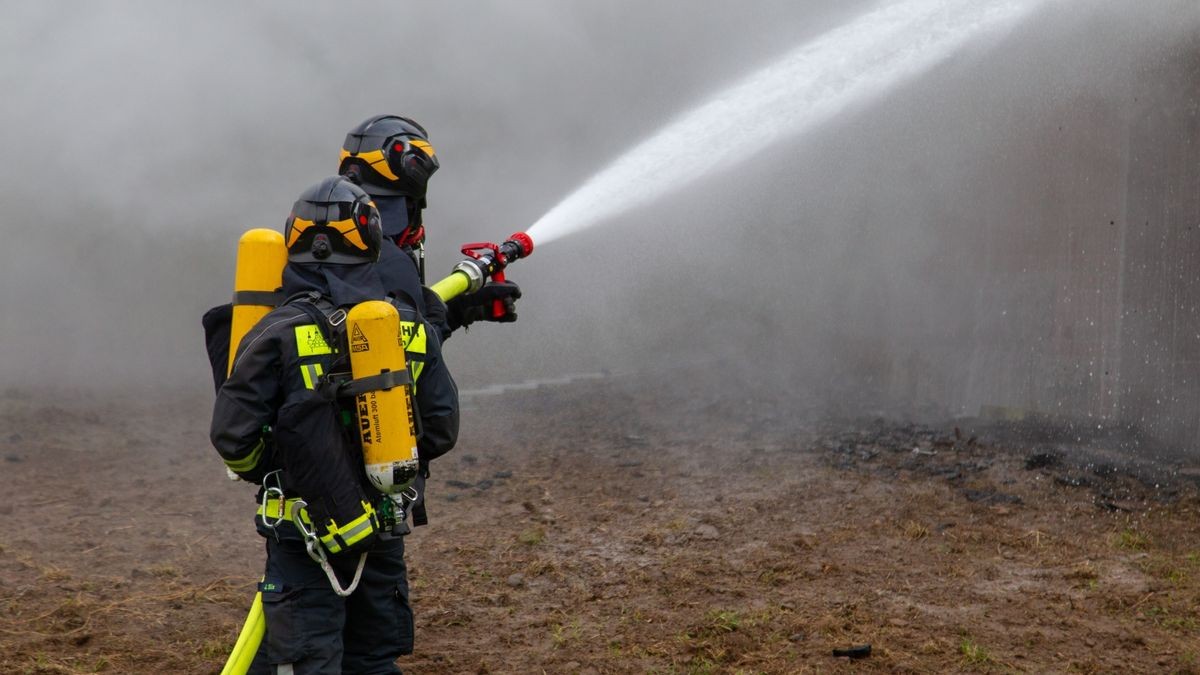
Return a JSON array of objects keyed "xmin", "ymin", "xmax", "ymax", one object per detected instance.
[
  {"xmin": 429, "ymin": 270, "xmax": 471, "ymax": 302},
  {"xmin": 220, "ymin": 592, "xmax": 264, "ymax": 675}
]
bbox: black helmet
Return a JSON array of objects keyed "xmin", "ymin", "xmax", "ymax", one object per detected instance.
[
  {"xmin": 284, "ymin": 176, "xmax": 382, "ymax": 265},
  {"xmin": 338, "ymin": 115, "xmax": 439, "ymax": 200}
]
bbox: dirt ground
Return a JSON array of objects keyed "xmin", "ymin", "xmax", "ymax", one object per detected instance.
[{"xmin": 2, "ymin": 372, "xmax": 1199, "ymax": 674}]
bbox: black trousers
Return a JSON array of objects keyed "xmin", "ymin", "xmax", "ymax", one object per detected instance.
[{"xmin": 248, "ymin": 534, "xmax": 413, "ymax": 675}]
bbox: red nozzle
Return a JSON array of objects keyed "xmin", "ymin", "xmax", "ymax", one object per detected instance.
[{"xmin": 507, "ymin": 232, "xmax": 534, "ymax": 258}]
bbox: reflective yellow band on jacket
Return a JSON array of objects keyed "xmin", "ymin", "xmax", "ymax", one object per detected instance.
[
  {"xmin": 399, "ymin": 321, "xmax": 426, "ymax": 354},
  {"xmin": 400, "ymin": 321, "xmax": 427, "ymax": 384},
  {"xmin": 224, "ymin": 438, "xmax": 264, "ymax": 474},
  {"xmin": 300, "ymin": 363, "xmax": 325, "ymax": 390},
  {"xmin": 295, "ymin": 324, "xmax": 332, "ymax": 357},
  {"xmin": 320, "ymin": 501, "xmax": 379, "ymax": 554}
]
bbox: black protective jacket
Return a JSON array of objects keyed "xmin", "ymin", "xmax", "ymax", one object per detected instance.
[
  {"xmin": 377, "ymin": 238, "xmax": 455, "ymax": 344},
  {"xmin": 209, "ymin": 263, "xmax": 458, "ymax": 530},
  {"xmin": 373, "ymin": 194, "xmax": 455, "ymax": 342}
]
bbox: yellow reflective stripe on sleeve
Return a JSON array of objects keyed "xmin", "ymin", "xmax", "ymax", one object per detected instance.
[
  {"xmin": 224, "ymin": 438, "xmax": 264, "ymax": 473},
  {"xmin": 300, "ymin": 363, "xmax": 325, "ymax": 390},
  {"xmin": 295, "ymin": 325, "xmax": 332, "ymax": 357}
]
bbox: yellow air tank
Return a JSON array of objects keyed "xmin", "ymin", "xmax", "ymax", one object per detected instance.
[
  {"xmin": 228, "ymin": 229, "xmax": 287, "ymax": 375},
  {"xmin": 347, "ymin": 300, "xmax": 420, "ymax": 494},
  {"xmin": 219, "ymin": 229, "xmax": 285, "ymax": 675}
]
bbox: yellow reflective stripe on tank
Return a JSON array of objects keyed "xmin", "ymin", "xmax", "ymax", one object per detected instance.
[
  {"xmin": 295, "ymin": 324, "xmax": 332, "ymax": 357},
  {"xmin": 300, "ymin": 363, "xmax": 325, "ymax": 390},
  {"xmin": 319, "ymin": 503, "xmax": 378, "ymax": 554},
  {"xmin": 225, "ymin": 438, "xmax": 264, "ymax": 473}
]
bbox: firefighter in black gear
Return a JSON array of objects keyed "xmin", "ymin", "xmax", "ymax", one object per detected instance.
[
  {"xmin": 210, "ymin": 176, "xmax": 458, "ymax": 674},
  {"xmin": 338, "ymin": 114, "xmax": 523, "ymax": 339}
]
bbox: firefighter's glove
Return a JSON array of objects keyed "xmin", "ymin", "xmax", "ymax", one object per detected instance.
[
  {"xmin": 446, "ymin": 280, "xmax": 522, "ymax": 332},
  {"xmin": 421, "ymin": 286, "xmax": 453, "ymax": 343}
]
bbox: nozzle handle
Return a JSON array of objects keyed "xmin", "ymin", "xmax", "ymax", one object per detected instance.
[
  {"xmin": 490, "ymin": 268, "xmax": 508, "ymax": 319},
  {"xmin": 487, "ymin": 232, "xmax": 531, "ymax": 318}
]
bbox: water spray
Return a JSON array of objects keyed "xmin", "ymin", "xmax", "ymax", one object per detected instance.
[{"xmin": 526, "ymin": 0, "xmax": 1043, "ymax": 246}]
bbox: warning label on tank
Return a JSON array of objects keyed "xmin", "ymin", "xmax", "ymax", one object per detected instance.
[{"xmin": 351, "ymin": 325, "xmax": 369, "ymax": 353}]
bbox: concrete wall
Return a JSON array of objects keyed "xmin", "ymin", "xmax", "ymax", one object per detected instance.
[
  {"xmin": 960, "ymin": 47, "xmax": 1200, "ymax": 447},
  {"xmin": 1116, "ymin": 48, "xmax": 1200, "ymax": 445},
  {"xmin": 860, "ymin": 45, "xmax": 1200, "ymax": 450}
]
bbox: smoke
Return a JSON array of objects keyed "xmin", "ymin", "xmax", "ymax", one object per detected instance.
[
  {"xmin": 0, "ymin": 0, "xmax": 857, "ymax": 392},
  {"xmin": 3, "ymin": 2, "xmax": 1199, "ymax": 447}
]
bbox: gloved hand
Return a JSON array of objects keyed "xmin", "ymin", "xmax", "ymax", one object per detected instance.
[{"xmin": 446, "ymin": 280, "xmax": 522, "ymax": 332}]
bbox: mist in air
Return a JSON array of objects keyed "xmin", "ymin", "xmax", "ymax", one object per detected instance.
[{"xmin": 2, "ymin": 2, "xmax": 1198, "ymax": 446}]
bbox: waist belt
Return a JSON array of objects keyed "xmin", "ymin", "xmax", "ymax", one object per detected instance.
[
  {"xmin": 258, "ymin": 495, "xmax": 380, "ymax": 555},
  {"xmin": 258, "ymin": 496, "xmax": 313, "ymax": 527},
  {"xmin": 258, "ymin": 494, "xmax": 370, "ymax": 597}
]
